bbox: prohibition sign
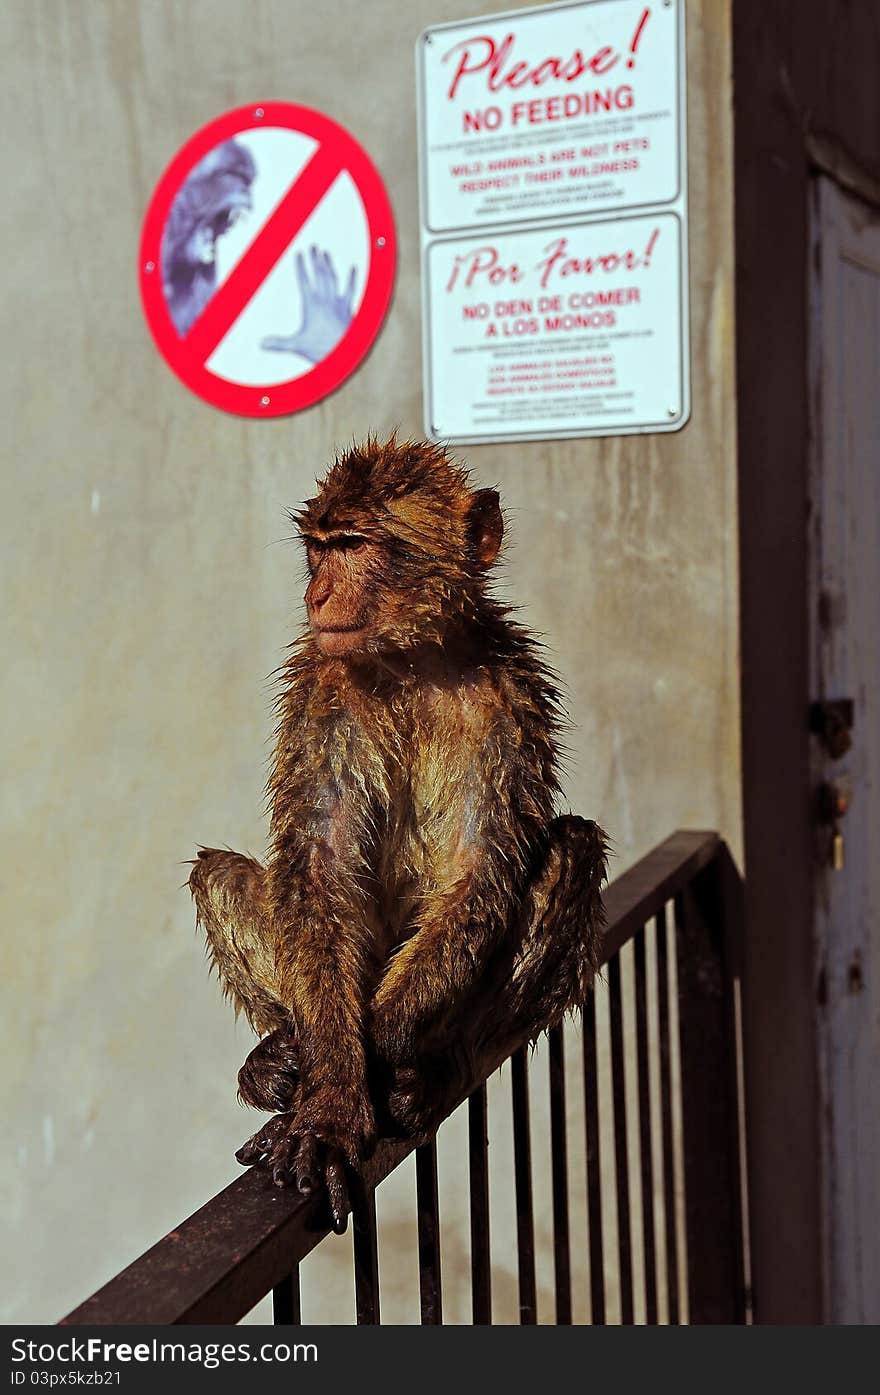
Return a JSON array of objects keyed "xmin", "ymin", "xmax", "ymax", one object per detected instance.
[{"xmin": 139, "ymin": 103, "xmax": 396, "ymax": 417}]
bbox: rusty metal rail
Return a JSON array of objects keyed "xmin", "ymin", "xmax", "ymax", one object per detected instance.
[{"xmin": 62, "ymin": 830, "xmax": 747, "ymax": 1326}]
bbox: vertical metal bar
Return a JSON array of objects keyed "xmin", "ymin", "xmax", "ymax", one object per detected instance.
[
  {"xmin": 468, "ymin": 1084, "xmax": 492, "ymax": 1325},
  {"xmin": 676, "ymin": 859, "xmax": 747, "ymax": 1324},
  {"xmin": 583, "ymin": 992, "xmax": 606, "ymax": 1324},
  {"xmin": 415, "ymin": 1139, "xmax": 443, "ymax": 1324},
  {"xmin": 548, "ymin": 1023, "xmax": 572, "ymax": 1324},
  {"xmin": 634, "ymin": 925, "xmax": 659, "ymax": 1324},
  {"xmin": 608, "ymin": 952, "xmax": 634, "ymax": 1324},
  {"xmin": 352, "ymin": 1182, "xmax": 380, "ymax": 1325},
  {"xmin": 656, "ymin": 907, "xmax": 681, "ymax": 1324},
  {"xmin": 717, "ymin": 847, "xmax": 749, "ymax": 1324},
  {"xmin": 272, "ymin": 1268, "xmax": 301, "ymax": 1325},
  {"xmin": 511, "ymin": 1046, "xmax": 537, "ymax": 1324}
]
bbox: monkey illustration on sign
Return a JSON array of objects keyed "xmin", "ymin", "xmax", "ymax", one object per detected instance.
[
  {"xmin": 161, "ymin": 140, "xmax": 354, "ymax": 358},
  {"xmin": 188, "ymin": 437, "xmax": 606, "ymax": 1231},
  {"xmin": 161, "ymin": 139, "xmax": 257, "ymax": 337}
]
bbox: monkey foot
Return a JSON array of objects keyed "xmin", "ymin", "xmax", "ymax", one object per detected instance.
[
  {"xmin": 381, "ymin": 1044, "xmax": 477, "ymax": 1139},
  {"xmin": 235, "ymin": 1113, "xmax": 351, "ymax": 1234}
]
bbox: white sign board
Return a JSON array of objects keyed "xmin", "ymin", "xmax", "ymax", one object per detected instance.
[{"xmin": 417, "ymin": 0, "xmax": 689, "ymax": 444}]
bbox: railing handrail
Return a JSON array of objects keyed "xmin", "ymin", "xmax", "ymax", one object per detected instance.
[{"xmin": 61, "ymin": 829, "xmax": 726, "ymax": 1326}]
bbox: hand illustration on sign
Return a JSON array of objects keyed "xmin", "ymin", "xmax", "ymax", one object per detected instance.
[
  {"xmin": 161, "ymin": 139, "xmax": 256, "ymax": 337},
  {"xmin": 261, "ymin": 246, "xmax": 356, "ymax": 363}
]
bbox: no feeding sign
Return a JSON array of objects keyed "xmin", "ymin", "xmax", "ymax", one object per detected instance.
[
  {"xmin": 140, "ymin": 103, "xmax": 396, "ymax": 417},
  {"xmin": 417, "ymin": 0, "xmax": 690, "ymax": 443}
]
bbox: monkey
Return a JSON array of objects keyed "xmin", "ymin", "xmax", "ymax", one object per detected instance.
[{"xmin": 188, "ymin": 435, "xmax": 607, "ymax": 1232}]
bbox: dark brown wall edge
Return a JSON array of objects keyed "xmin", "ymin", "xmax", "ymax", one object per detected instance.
[{"xmin": 733, "ymin": 0, "xmax": 880, "ymax": 1324}]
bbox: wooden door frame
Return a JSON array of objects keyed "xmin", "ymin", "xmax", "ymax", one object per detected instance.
[
  {"xmin": 808, "ymin": 173, "xmax": 880, "ymax": 1324},
  {"xmin": 733, "ymin": 0, "xmax": 880, "ymax": 1324}
]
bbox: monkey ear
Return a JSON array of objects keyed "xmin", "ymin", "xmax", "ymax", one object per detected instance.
[{"xmin": 466, "ymin": 489, "xmax": 504, "ymax": 569}]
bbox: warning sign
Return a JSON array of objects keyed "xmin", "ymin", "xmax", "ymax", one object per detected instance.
[
  {"xmin": 139, "ymin": 103, "xmax": 396, "ymax": 417},
  {"xmin": 424, "ymin": 214, "xmax": 684, "ymax": 442},
  {"xmin": 417, "ymin": 0, "xmax": 689, "ymax": 444},
  {"xmin": 418, "ymin": 0, "xmax": 681, "ymax": 232}
]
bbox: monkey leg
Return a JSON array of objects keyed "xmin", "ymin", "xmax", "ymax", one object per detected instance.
[
  {"xmin": 188, "ymin": 849, "xmax": 299, "ymax": 1111},
  {"xmin": 189, "ymin": 849, "xmax": 360, "ymax": 1228},
  {"xmin": 383, "ymin": 816, "xmax": 607, "ymax": 1137},
  {"xmin": 488, "ymin": 814, "xmax": 607, "ymax": 1052}
]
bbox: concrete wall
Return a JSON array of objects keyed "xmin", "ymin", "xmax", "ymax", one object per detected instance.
[{"xmin": 0, "ymin": 0, "xmax": 737, "ymax": 1323}]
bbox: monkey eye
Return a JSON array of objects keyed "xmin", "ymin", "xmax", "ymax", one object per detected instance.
[{"xmin": 300, "ymin": 533, "xmax": 368, "ymax": 556}]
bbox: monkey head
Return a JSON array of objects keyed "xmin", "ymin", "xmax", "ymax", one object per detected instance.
[{"xmin": 294, "ymin": 437, "xmax": 504, "ymax": 658}]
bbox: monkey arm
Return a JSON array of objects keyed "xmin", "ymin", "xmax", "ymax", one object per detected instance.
[
  {"xmin": 369, "ymin": 780, "xmax": 543, "ymax": 1066},
  {"xmin": 369, "ymin": 875, "xmax": 514, "ymax": 1065}
]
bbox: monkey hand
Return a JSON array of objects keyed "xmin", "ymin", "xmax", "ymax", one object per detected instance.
[
  {"xmin": 378, "ymin": 1040, "xmax": 477, "ymax": 1140},
  {"xmin": 237, "ymin": 1027, "xmax": 300, "ymax": 1113}
]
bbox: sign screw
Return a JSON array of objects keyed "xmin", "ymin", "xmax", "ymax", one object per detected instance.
[
  {"xmin": 376, "ymin": 236, "xmax": 386, "ymax": 248},
  {"xmin": 260, "ymin": 395, "xmax": 271, "ymax": 407},
  {"xmin": 254, "ymin": 107, "xmax": 265, "ymax": 119},
  {"xmin": 144, "ymin": 261, "xmax": 155, "ymax": 273},
  {"xmin": 667, "ymin": 406, "xmax": 677, "ymax": 416}
]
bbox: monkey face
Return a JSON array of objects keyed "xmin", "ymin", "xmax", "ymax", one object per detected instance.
[
  {"xmin": 183, "ymin": 196, "xmax": 250, "ymax": 267},
  {"xmin": 303, "ymin": 532, "xmax": 383, "ymax": 656},
  {"xmin": 295, "ymin": 438, "xmax": 505, "ymax": 659}
]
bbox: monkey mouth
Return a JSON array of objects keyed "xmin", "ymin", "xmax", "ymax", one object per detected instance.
[
  {"xmin": 314, "ymin": 623, "xmax": 367, "ymax": 634},
  {"xmin": 313, "ymin": 622, "xmax": 370, "ymax": 654}
]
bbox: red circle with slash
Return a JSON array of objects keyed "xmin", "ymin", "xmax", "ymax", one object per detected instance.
[{"xmin": 139, "ymin": 102, "xmax": 396, "ymax": 417}]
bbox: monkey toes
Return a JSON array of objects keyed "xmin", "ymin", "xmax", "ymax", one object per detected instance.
[{"xmin": 235, "ymin": 1113, "xmax": 351, "ymax": 1234}]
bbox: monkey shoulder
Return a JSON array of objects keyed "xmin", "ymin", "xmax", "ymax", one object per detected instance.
[
  {"xmin": 488, "ymin": 636, "xmax": 564, "ymax": 732},
  {"xmin": 269, "ymin": 672, "xmax": 391, "ymax": 822}
]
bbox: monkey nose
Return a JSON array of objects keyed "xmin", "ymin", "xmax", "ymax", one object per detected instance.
[{"xmin": 306, "ymin": 582, "xmax": 331, "ymax": 612}]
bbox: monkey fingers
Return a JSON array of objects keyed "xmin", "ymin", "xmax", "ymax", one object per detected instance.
[
  {"xmin": 292, "ymin": 1131, "xmax": 319, "ymax": 1194},
  {"xmin": 291, "ymin": 1132, "xmax": 350, "ymax": 1233},
  {"xmin": 241, "ymin": 1115, "xmax": 304, "ymax": 1189},
  {"xmin": 269, "ymin": 1131, "xmax": 300, "ymax": 1189},
  {"xmin": 284, "ymin": 1132, "xmax": 351, "ymax": 1234},
  {"xmin": 235, "ymin": 1116, "xmax": 351, "ymax": 1231},
  {"xmin": 237, "ymin": 1028, "xmax": 300, "ymax": 1112},
  {"xmin": 247, "ymin": 1119, "xmax": 351, "ymax": 1234}
]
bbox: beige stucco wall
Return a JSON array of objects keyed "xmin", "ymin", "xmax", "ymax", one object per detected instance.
[{"xmin": 0, "ymin": 0, "xmax": 737, "ymax": 1323}]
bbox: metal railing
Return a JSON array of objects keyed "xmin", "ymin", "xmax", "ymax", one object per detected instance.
[{"xmin": 62, "ymin": 830, "xmax": 748, "ymax": 1326}]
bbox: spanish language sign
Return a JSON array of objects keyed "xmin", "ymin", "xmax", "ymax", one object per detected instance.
[
  {"xmin": 140, "ymin": 103, "xmax": 395, "ymax": 417},
  {"xmin": 417, "ymin": 0, "xmax": 689, "ymax": 443}
]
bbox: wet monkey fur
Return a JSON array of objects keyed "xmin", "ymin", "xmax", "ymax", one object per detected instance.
[{"xmin": 189, "ymin": 437, "xmax": 607, "ymax": 1231}]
